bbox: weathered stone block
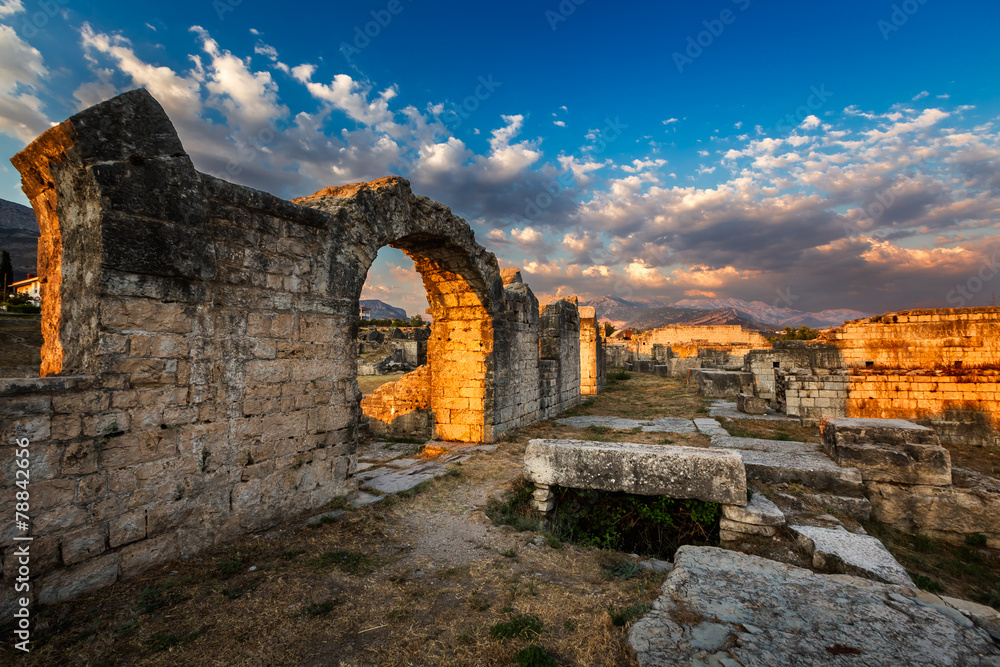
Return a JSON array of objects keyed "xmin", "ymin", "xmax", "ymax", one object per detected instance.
[
  {"xmin": 736, "ymin": 392, "xmax": 767, "ymax": 415},
  {"xmin": 821, "ymin": 417, "xmax": 939, "ymax": 448},
  {"xmin": 722, "ymin": 493, "xmax": 784, "ymax": 526},
  {"xmin": 690, "ymin": 369, "xmax": 755, "ymax": 398},
  {"xmin": 38, "ymin": 554, "xmax": 120, "ymax": 605},
  {"xmin": 524, "ymin": 439, "xmax": 747, "ymax": 506},
  {"xmin": 831, "ymin": 440, "xmax": 952, "ymax": 486},
  {"xmin": 719, "ymin": 518, "xmax": 777, "ymax": 536}
]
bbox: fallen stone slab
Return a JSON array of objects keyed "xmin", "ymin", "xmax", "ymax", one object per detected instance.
[
  {"xmin": 523, "ymin": 439, "xmax": 747, "ymax": 506},
  {"xmin": 739, "ymin": 449, "xmax": 865, "ymax": 496},
  {"xmin": 790, "ymin": 524, "xmax": 913, "ymax": 586},
  {"xmin": 348, "ymin": 491, "xmax": 384, "ymax": 507},
  {"xmin": 821, "ymin": 417, "xmax": 940, "ymax": 447},
  {"xmin": 629, "ymin": 546, "xmax": 999, "ymax": 667},
  {"xmin": 709, "ymin": 435, "xmax": 821, "ymax": 454},
  {"xmin": 689, "ymin": 369, "xmax": 754, "ymax": 398},
  {"xmin": 360, "ymin": 462, "xmax": 448, "ymax": 495},
  {"xmin": 827, "ymin": 439, "xmax": 952, "ymax": 486},
  {"xmin": 736, "ymin": 392, "xmax": 767, "ymax": 415},
  {"xmin": 722, "ymin": 493, "xmax": 784, "ymax": 526},
  {"xmin": 693, "ymin": 418, "xmax": 728, "ymax": 436}
]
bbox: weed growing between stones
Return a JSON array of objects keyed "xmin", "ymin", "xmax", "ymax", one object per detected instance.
[
  {"xmin": 489, "ymin": 613, "xmax": 543, "ymax": 639},
  {"xmin": 607, "ymin": 603, "xmax": 652, "ymax": 627},
  {"xmin": 513, "ymin": 643, "xmax": 559, "ymax": 666},
  {"xmin": 549, "ymin": 487, "xmax": 720, "ymax": 559}
]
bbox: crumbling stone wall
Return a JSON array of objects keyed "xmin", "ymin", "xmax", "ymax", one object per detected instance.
[
  {"xmin": 822, "ymin": 307, "xmax": 1000, "ymax": 368},
  {"xmin": 775, "ymin": 369, "xmax": 849, "ymax": 422},
  {"xmin": 746, "ymin": 341, "xmax": 844, "ymax": 401},
  {"xmin": 632, "ymin": 325, "xmax": 770, "ymax": 355},
  {"xmin": 538, "ymin": 299, "xmax": 581, "ymax": 417},
  {"xmin": 579, "ymin": 306, "xmax": 604, "ymax": 396},
  {"xmin": 360, "ymin": 366, "xmax": 432, "ymax": 439},
  {"xmin": 1, "ymin": 89, "xmax": 599, "ymax": 611}
]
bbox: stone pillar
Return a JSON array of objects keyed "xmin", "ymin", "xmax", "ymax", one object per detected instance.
[{"xmin": 532, "ymin": 483, "xmax": 555, "ymax": 513}]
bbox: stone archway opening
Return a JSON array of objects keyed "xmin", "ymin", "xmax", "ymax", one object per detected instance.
[{"xmin": 357, "ymin": 234, "xmax": 494, "ymax": 443}]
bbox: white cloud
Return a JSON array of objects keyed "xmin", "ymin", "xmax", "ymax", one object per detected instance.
[
  {"xmin": 799, "ymin": 115, "xmax": 821, "ymax": 130},
  {"xmin": 0, "ymin": 25, "xmax": 50, "ymax": 141},
  {"xmin": 553, "ymin": 120, "xmax": 565, "ymax": 127},
  {"xmin": 912, "ymin": 90, "xmax": 929, "ymax": 101},
  {"xmin": 0, "ymin": 0, "xmax": 23, "ymax": 17},
  {"xmin": 662, "ymin": 118, "xmax": 678, "ymax": 126}
]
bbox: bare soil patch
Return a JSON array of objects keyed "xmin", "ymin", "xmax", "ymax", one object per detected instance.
[{"xmin": 357, "ymin": 372, "xmax": 405, "ymax": 396}]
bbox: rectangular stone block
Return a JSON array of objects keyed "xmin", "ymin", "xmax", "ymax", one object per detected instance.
[
  {"xmin": 736, "ymin": 392, "xmax": 767, "ymax": 415},
  {"xmin": 690, "ymin": 369, "xmax": 755, "ymax": 398},
  {"xmin": 523, "ymin": 439, "xmax": 747, "ymax": 506}
]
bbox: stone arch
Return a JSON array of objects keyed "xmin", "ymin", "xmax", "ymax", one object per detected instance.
[{"xmin": 293, "ymin": 177, "xmax": 506, "ymax": 442}]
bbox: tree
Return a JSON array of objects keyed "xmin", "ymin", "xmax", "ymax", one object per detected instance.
[
  {"xmin": 409, "ymin": 314, "xmax": 426, "ymax": 327},
  {"xmin": 0, "ymin": 250, "xmax": 12, "ymax": 298}
]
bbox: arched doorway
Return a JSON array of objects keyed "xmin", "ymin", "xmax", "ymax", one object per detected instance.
[{"xmin": 293, "ymin": 178, "xmax": 503, "ymax": 443}]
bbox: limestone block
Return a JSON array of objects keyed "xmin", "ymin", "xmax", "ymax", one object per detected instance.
[
  {"xmin": 523, "ymin": 439, "xmax": 747, "ymax": 506},
  {"xmin": 821, "ymin": 417, "xmax": 939, "ymax": 448},
  {"xmin": 829, "ymin": 440, "xmax": 952, "ymax": 486},
  {"xmin": 736, "ymin": 392, "xmax": 767, "ymax": 415},
  {"xmin": 722, "ymin": 493, "xmax": 784, "ymax": 526},
  {"xmin": 719, "ymin": 518, "xmax": 777, "ymax": 536},
  {"xmin": 789, "ymin": 524, "xmax": 913, "ymax": 586},
  {"xmin": 630, "ymin": 546, "xmax": 999, "ymax": 666},
  {"xmin": 690, "ymin": 369, "xmax": 755, "ymax": 398}
]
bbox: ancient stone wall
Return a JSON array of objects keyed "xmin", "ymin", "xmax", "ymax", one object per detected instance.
[
  {"xmin": 605, "ymin": 344, "xmax": 629, "ymax": 370},
  {"xmin": 822, "ymin": 308, "xmax": 1000, "ymax": 369},
  {"xmin": 360, "ymin": 366, "xmax": 432, "ymax": 439},
  {"xmin": 579, "ymin": 306, "xmax": 603, "ymax": 396},
  {"xmin": 746, "ymin": 341, "xmax": 844, "ymax": 400},
  {"xmin": 775, "ymin": 369, "xmax": 849, "ymax": 422},
  {"xmin": 632, "ymin": 325, "xmax": 770, "ymax": 355},
  {"xmin": 538, "ymin": 299, "xmax": 581, "ymax": 417},
  {"xmin": 1, "ymin": 89, "xmax": 600, "ymax": 612}
]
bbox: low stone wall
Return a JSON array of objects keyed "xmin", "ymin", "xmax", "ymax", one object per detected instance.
[
  {"xmin": 360, "ymin": 366, "xmax": 432, "ymax": 438},
  {"xmin": 538, "ymin": 299, "xmax": 581, "ymax": 418},
  {"xmin": 605, "ymin": 344, "xmax": 629, "ymax": 369},
  {"xmin": 775, "ymin": 369, "xmax": 849, "ymax": 422},
  {"xmin": 746, "ymin": 341, "xmax": 844, "ymax": 401},
  {"xmin": 847, "ymin": 371, "xmax": 1000, "ymax": 446}
]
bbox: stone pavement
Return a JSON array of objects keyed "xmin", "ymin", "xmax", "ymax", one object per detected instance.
[
  {"xmin": 555, "ymin": 415, "xmax": 697, "ymax": 434},
  {"xmin": 349, "ymin": 440, "xmax": 494, "ymax": 503}
]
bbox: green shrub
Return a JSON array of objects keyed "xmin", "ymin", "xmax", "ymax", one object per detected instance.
[
  {"xmin": 490, "ymin": 614, "xmax": 543, "ymax": 639},
  {"xmin": 513, "ymin": 644, "xmax": 558, "ymax": 667}
]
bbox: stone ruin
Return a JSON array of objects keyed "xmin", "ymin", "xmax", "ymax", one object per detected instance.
[{"xmin": 0, "ymin": 89, "xmax": 605, "ymax": 610}]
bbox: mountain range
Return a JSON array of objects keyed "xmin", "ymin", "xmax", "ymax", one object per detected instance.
[
  {"xmin": 0, "ymin": 198, "xmax": 39, "ymax": 281},
  {"xmin": 581, "ymin": 295, "xmax": 867, "ymax": 330},
  {"xmin": 359, "ymin": 299, "xmax": 407, "ymax": 320}
]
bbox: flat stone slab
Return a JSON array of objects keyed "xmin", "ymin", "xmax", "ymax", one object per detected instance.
[
  {"xmin": 821, "ymin": 417, "xmax": 939, "ymax": 446},
  {"xmin": 790, "ymin": 524, "xmax": 913, "ymax": 586},
  {"xmin": 709, "ymin": 435, "xmax": 821, "ymax": 454},
  {"xmin": 722, "ymin": 493, "xmax": 784, "ymax": 526},
  {"xmin": 803, "ymin": 493, "xmax": 873, "ymax": 521},
  {"xmin": 708, "ymin": 400, "xmax": 797, "ymax": 421},
  {"xmin": 629, "ymin": 546, "xmax": 1000, "ymax": 667},
  {"xmin": 739, "ymin": 450, "xmax": 865, "ymax": 496},
  {"xmin": 524, "ymin": 439, "xmax": 747, "ymax": 506},
  {"xmin": 693, "ymin": 418, "xmax": 728, "ymax": 436},
  {"xmin": 555, "ymin": 416, "xmax": 697, "ymax": 434},
  {"xmin": 360, "ymin": 462, "xmax": 447, "ymax": 495}
]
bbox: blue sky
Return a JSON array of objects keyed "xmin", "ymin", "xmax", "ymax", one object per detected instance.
[{"xmin": 3, "ymin": 0, "xmax": 1000, "ymax": 318}]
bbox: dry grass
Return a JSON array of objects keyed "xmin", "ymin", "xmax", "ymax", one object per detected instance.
[{"xmin": 356, "ymin": 372, "xmax": 406, "ymax": 396}]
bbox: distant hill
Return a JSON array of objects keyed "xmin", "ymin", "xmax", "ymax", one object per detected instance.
[
  {"xmin": 621, "ymin": 306, "xmax": 774, "ymax": 332},
  {"xmin": 0, "ymin": 198, "xmax": 39, "ymax": 281},
  {"xmin": 359, "ymin": 299, "xmax": 407, "ymax": 320},
  {"xmin": 673, "ymin": 298, "xmax": 868, "ymax": 328},
  {"xmin": 582, "ymin": 294, "xmax": 867, "ymax": 329}
]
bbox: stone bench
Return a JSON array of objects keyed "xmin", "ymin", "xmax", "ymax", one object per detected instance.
[{"xmin": 523, "ymin": 439, "xmax": 747, "ymax": 511}]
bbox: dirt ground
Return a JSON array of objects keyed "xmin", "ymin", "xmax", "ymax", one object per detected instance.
[{"xmin": 2, "ymin": 373, "xmax": 998, "ymax": 665}]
